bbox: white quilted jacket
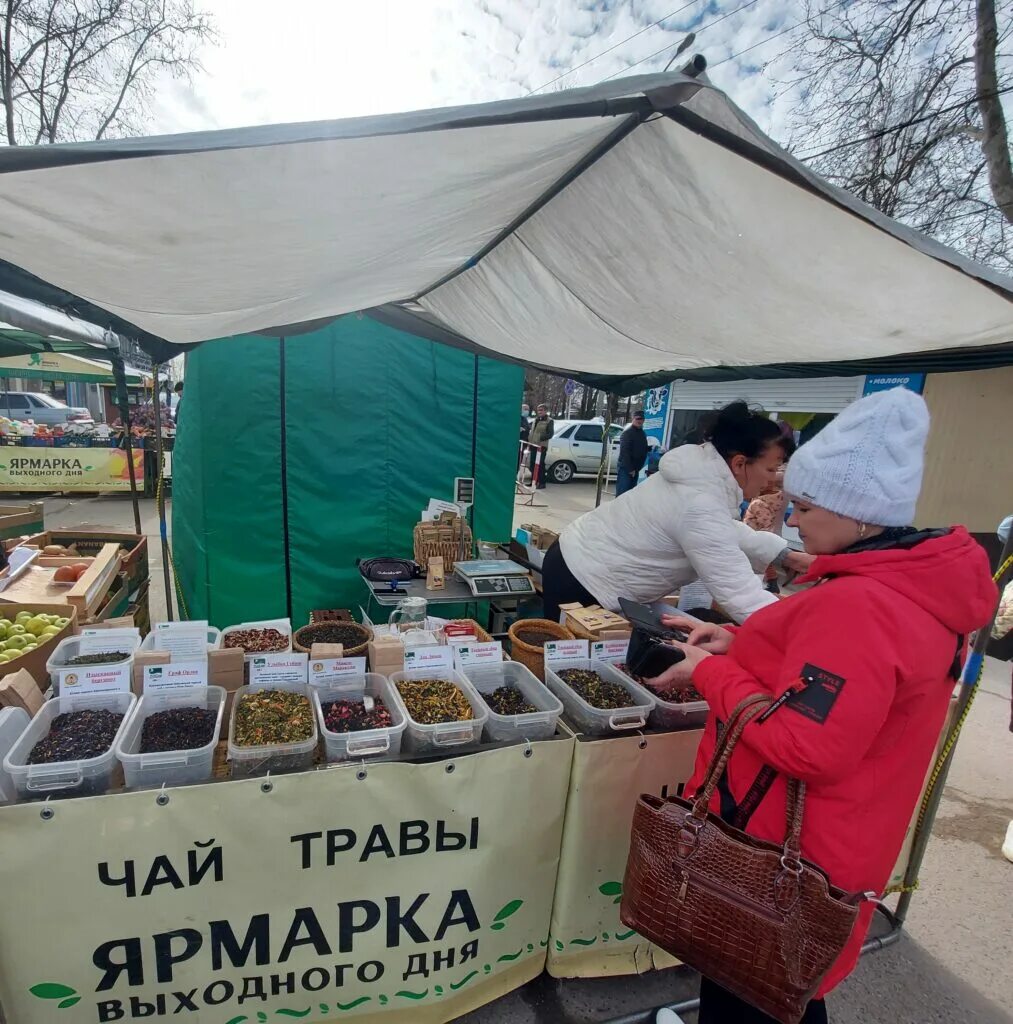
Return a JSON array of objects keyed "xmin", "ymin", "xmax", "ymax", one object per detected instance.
[{"xmin": 559, "ymin": 442, "xmax": 786, "ymax": 623}]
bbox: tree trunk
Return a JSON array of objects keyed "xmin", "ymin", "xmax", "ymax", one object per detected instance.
[{"xmin": 974, "ymin": 0, "xmax": 1013, "ymax": 223}]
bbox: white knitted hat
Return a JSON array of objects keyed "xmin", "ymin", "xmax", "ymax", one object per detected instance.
[{"xmin": 784, "ymin": 387, "xmax": 929, "ymax": 526}]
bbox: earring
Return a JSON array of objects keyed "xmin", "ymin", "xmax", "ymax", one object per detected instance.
[{"xmin": 857, "ymin": 522, "xmax": 867, "ymax": 540}]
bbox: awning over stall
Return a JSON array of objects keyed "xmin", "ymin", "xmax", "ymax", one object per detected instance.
[
  {"xmin": 0, "ymin": 70, "xmax": 1010, "ymax": 388},
  {"xmin": 0, "ymin": 345, "xmax": 147, "ymax": 385}
]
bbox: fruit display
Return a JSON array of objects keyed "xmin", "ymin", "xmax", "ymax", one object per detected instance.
[
  {"xmin": 53, "ymin": 563, "xmax": 90, "ymax": 583},
  {"xmin": 0, "ymin": 610, "xmax": 71, "ymax": 665}
]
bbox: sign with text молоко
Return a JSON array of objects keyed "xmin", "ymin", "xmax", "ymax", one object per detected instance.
[
  {"xmin": 0, "ymin": 737, "xmax": 574, "ymax": 1024},
  {"xmin": 862, "ymin": 373, "xmax": 925, "ymax": 395},
  {"xmin": 0, "ymin": 448, "xmax": 144, "ymax": 492}
]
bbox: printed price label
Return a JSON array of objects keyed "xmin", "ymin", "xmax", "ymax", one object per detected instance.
[
  {"xmin": 78, "ymin": 629, "xmax": 140, "ymax": 654},
  {"xmin": 544, "ymin": 639, "xmax": 590, "ymax": 663},
  {"xmin": 57, "ymin": 660, "xmax": 131, "ymax": 696},
  {"xmin": 143, "ymin": 657, "xmax": 209, "ymax": 696},
  {"xmin": 453, "ymin": 641, "xmax": 503, "ymax": 670},
  {"xmin": 152, "ymin": 621, "xmax": 210, "ymax": 659},
  {"xmin": 591, "ymin": 639, "xmax": 629, "ymax": 664},
  {"xmin": 308, "ymin": 656, "xmax": 367, "ymax": 685},
  {"xmin": 402, "ymin": 646, "xmax": 455, "ymax": 672},
  {"xmin": 249, "ymin": 652, "xmax": 308, "ymax": 690}
]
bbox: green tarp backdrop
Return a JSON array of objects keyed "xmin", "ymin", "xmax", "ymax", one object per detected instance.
[{"xmin": 172, "ymin": 316, "xmax": 523, "ymax": 627}]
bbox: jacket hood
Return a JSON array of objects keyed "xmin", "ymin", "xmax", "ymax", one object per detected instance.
[
  {"xmin": 799, "ymin": 526, "xmax": 997, "ymax": 634},
  {"xmin": 658, "ymin": 443, "xmax": 741, "ymax": 513}
]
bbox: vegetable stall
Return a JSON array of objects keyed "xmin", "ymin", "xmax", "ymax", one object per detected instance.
[{"xmin": 0, "ymin": 66, "xmax": 1010, "ymax": 1024}]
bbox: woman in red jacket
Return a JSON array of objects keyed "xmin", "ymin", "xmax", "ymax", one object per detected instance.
[{"xmin": 645, "ymin": 386, "xmax": 997, "ymax": 1024}]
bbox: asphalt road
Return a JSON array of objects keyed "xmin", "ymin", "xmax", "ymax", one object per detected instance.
[{"xmin": 455, "ymin": 931, "xmax": 1013, "ymax": 1023}]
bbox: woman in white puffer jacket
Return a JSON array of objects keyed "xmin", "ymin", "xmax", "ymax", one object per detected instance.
[{"xmin": 541, "ymin": 402, "xmax": 813, "ymax": 624}]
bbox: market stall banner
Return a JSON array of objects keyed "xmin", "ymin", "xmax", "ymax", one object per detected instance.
[
  {"xmin": 547, "ymin": 729, "xmax": 703, "ymax": 978},
  {"xmin": 641, "ymin": 384, "xmax": 672, "ymax": 449},
  {"xmin": 0, "ymin": 350, "xmax": 145, "ymax": 385},
  {"xmin": 0, "ymin": 447, "xmax": 143, "ymax": 491},
  {"xmin": 0, "ymin": 737, "xmax": 573, "ymax": 1024}
]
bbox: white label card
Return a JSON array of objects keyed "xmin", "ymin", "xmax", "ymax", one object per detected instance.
[
  {"xmin": 78, "ymin": 629, "xmax": 140, "ymax": 653},
  {"xmin": 453, "ymin": 641, "xmax": 503, "ymax": 670},
  {"xmin": 309, "ymin": 657, "xmax": 367, "ymax": 685},
  {"xmin": 152, "ymin": 621, "xmax": 210, "ymax": 658},
  {"xmin": 544, "ymin": 639, "xmax": 590, "ymax": 663},
  {"xmin": 57, "ymin": 660, "xmax": 131, "ymax": 696},
  {"xmin": 143, "ymin": 658, "xmax": 209, "ymax": 696},
  {"xmin": 402, "ymin": 646, "xmax": 455, "ymax": 672},
  {"xmin": 591, "ymin": 639, "xmax": 629, "ymax": 664},
  {"xmin": 249, "ymin": 652, "xmax": 308, "ymax": 690}
]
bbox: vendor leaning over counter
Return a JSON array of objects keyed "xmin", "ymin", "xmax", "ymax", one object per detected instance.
[{"xmin": 541, "ymin": 401, "xmax": 814, "ymax": 624}]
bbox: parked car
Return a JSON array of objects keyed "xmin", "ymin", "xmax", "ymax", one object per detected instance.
[
  {"xmin": 0, "ymin": 391, "xmax": 94, "ymax": 425},
  {"xmin": 544, "ymin": 420, "xmax": 623, "ymax": 483}
]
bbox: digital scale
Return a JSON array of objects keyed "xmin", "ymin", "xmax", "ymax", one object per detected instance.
[{"xmin": 454, "ymin": 559, "xmax": 536, "ymax": 598}]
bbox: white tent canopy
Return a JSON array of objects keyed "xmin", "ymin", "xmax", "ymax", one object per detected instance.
[{"xmin": 0, "ymin": 70, "xmax": 1010, "ymax": 385}]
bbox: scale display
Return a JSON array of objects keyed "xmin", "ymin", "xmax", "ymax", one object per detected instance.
[{"xmin": 454, "ymin": 560, "xmax": 536, "ymax": 598}]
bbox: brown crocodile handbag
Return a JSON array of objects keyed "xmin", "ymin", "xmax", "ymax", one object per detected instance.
[{"xmin": 620, "ymin": 695, "xmax": 864, "ymax": 1024}]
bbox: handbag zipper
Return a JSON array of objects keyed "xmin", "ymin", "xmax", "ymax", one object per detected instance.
[{"xmin": 675, "ymin": 866, "xmax": 783, "ymax": 925}]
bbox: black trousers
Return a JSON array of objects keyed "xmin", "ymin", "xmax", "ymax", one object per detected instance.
[
  {"xmin": 698, "ymin": 977, "xmax": 828, "ymax": 1024},
  {"xmin": 541, "ymin": 541, "xmax": 598, "ymax": 624}
]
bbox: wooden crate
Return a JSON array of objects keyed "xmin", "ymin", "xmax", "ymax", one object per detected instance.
[
  {"xmin": 0, "ymin": 502, "xmax": 44, "ymax": 542},
  {"xmin": 0, "ymin": 544, "xmax": 120, "ymax": 617},
  {"xmin": 24, "ymin": 530, "xmax": 148, "ymax": 590}
]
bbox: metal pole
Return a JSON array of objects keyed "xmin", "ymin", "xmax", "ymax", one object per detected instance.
[
  {"xmin": 111, "ymin": 355, "xmax": 143, "ymax": 535},
  {"xmin": 595, "ymin": 393, "xmax": 619, "ymax": 508},
  {"xmin": 150, "ymin": 363, "xmax": 175, "ymax": 621},
  {"xmin": 893, "ymin": 523, "xmax": 1013, "ymax": 924}
]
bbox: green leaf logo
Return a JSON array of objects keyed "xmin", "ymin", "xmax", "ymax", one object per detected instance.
[
  {"xmin": 599, "ymin": 880, "xmax": 623, "ymax": 903},
  {"xmin": 30, "ymin": 983, "xmax": 77, "ymax": 1001},
  {"xmin": 490, "ymin": 898, "xmax": 524, "ymax": 930},
  {"xmin": 83, "ymin": 465, "xmax": 94, "ymax": 471},
  {"xmin": 59, "ymin": 998, "xmax": 81, "ymax": 1009}
]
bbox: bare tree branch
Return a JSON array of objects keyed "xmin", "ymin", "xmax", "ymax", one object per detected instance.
[{"xmin": 975, "ymin": 0, "xmax": 1013, "ymax": 222}]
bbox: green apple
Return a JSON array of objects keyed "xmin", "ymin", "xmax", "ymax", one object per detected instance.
[
  {"xmin": 4, "ymin": 635, "xmax": 28, "ymax": 650},
  {"xmin": 56, "ymin": 617, "xmax": 71, "ymax": 628},
  {"xmin": 23, "ymin": 643, "xmax": 37, "ymax": 652},
  {"xmin": 14, "ymin": 612, "xmax": 31, "ymax": 623},
  {"xmin": 7, "ymin": 624, "xmax": 26, "ymax": 635},
  {"xmin": 6, "ymin": 649, "xmax": 22, "ymax": 659},
  {"xmin": 41, "ymin": 626, "xmax": 61, "ymax": 637},
  {"xmin": 0, "ymin": 618, "xmax": 11, "ymax": 630},
  {"xmin": 0, "ymin": 651, "xmax": 11, "ymax": 663},
  {"xmin": 26, "ymin": 616, "xmax": 50, "ymax": 636}
]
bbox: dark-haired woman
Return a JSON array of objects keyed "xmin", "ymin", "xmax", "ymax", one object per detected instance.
[{"xmin": 541, "ymin": 402, "xmax": 813, "ymax": 624}]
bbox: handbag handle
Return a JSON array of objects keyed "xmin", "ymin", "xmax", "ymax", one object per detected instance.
[{"xmin": 688, "ymin": 694, "xmax": 807, "ymax": 864}]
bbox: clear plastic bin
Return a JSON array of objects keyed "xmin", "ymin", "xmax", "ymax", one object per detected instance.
[
  {"xmin": 140, "ymin": 627, "xmax": 223, "ymax": 653},
  {"xmin": 544, "ymin": 659, "xmax": 655, "ymax": 736},
  {"xmin": 312, "ymin": 674, "xmax": 407, "ymax": 763},
  {"xmin": 220, "ymin": 618, "xmax": 292, "ymax": 657},
  {"xmin": 2, "ymin": 690, "xmax": 137, "ymax": 800},
  {"xmin": 227, "ymin": 683, "xmax": 317, "ymax": 778},
  {"xmin": 0, "ymin": 707, "xmax": 30, "ymax": 804},
  {"xmin": 116, "ymin": 686, "xmax": 226, "ymax": 789},
  {"xmin": 389, "ymin": 669, "xmax": 489, "ymax": 755},
  {"xmin": 47, "ymin": 633, "xmax": 141, "ymax": 694},
  {"xmin": 461, "ymin": 661, "xmax": 563, "ymax": 744},
  {"xmin": 647, "ymin": 692, "xmax": 709, "ymax": 731}
]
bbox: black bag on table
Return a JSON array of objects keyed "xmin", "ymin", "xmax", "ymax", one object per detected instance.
[{"xmin": 357, "ymin": 557, "xmax": 422, "ymax": 583}]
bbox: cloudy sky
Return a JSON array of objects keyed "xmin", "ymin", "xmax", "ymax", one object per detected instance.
[{"xmin": 150, "ymin": 0, "xmax": 808, "ymax": 143}]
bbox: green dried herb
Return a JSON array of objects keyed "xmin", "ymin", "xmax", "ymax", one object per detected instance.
[
  {"xmin": 396, "ymin": 679, "xmax": 473, "ymax": 724},
  {"xmin": 234, "ymin": 690, "xmax": 313, "ymax": 747},
  {"xmin": 558, "ymin": 668, "xmax": 635, "ymax": 710}
]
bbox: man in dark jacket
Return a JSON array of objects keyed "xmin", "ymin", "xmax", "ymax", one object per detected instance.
[
  {"xmin": 527, "ymin": 404, "xmax": 554, "ymax": 488},
  {"xmin": 616, "ymin": 411, "xmax": 648, "ymax": 496}
]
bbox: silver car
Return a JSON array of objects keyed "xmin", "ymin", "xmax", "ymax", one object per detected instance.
[
  {"xmin": 544, "ymin": 420, "xmax": 622, "ymax": 483},
  {"xmin": 0, "ymin": 391, "xmax": 94, "ymax": 425}
]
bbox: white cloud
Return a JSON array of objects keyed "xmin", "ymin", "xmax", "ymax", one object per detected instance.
[{"xmin": 149, "ymin": 0, "xmax": 813, "ymax": 146}]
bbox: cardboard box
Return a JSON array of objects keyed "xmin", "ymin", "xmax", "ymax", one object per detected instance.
[
  {"xmin": 560, "ymin": 603, "xmax": 629, "ymax": 639},
  {"xmin": 132, "ymin": 647, "xmax": 246, "ymax": 720},
  {"xmin": 24, "ymin": 530, "xmax": 149, "ymax": 590},
  {"xmin": 0, "ymin": 668, "xmax": 45, "ymax": 715},
  {"xmin": 310, "ymin": 643, "xmax": 344, "ymax": 658},
  {"xmin": 368, "ymin": 635, "xmax": 404, "ymax": 676},
  {"xmin": 0, "ymin": 602, "xmax": 78, "ymax": 692}
]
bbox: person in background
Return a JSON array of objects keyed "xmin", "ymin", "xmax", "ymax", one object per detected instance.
[
  {"xmin": 527, "ymin": 403, "xmax": 554, "ymax": 489},
  {"xmin": 616, "ymin": 410, "xmax": 649, "ymax": 496},
  {"xmin": 743, "ymin": 467, "xmax": 790, "ymax": 592},
  {"xmin": 518, "ymin": 404, "xmax": 531, "ymax": 472},
  {"xmin": 646, "ymin": 387, "xmax": 996, "ymax": 1023},
  {"xmin": 541, "ymin": 401, "xmax": 813, "ymax": 624},
  {"xmin": 173, "ymin": 381, "xmax": 183, "ymax": 425}
]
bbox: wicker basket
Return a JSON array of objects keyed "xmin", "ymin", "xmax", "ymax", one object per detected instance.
[
  {"xmin": 413, "ymin": 515, "xmax": 473, "ymax": 566},
  {"xmin": 293, "ymin": 621, "xmax": 372, "ymax": 657},
  {"xmin": 508, "ymin": 619, "xmax": 574, "ymax": 682}
]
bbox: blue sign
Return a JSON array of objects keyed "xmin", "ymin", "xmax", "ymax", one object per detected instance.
[
  {"xmin": 641, "ymin": 384, "xmax": 672, "ymax": 447},
  {"xmin": 862, "ymin": 373, "xmax": 925, "ymax": 395},
  {"xmin": 564, "ymin": 379, "xmax": 576, "ymax": 395}
]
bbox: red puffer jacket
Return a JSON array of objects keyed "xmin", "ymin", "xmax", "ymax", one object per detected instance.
[{"xmin": 688, "ymin": 526, "xmax": 997, "ymax": 997}]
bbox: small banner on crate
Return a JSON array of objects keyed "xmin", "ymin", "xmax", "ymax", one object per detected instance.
[{"xmin": 0, "ymin": 737, "xmax": 574, "ymax": 1024}]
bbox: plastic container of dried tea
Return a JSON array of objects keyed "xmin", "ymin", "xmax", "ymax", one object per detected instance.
[
  {"xmin": 47, "ymin": 633, "xmax": 141, "ymax": 695},
  {"xmin": 0, "ymin": 707, "xmax": 30, "ymax": 805},
  {"xmin": 227, "ymin": 683, "xmax": 317, "ymax": 778},
  {"xmin": 2, "ymin": 690, "xmax": 137, "ymax": 800},
  {"xmin": 312, "ymin": 673, "xmax": 407, "ymax": 764},
  {"xmin": 460, "ymin": 660, "xmax": 562, "ymax": 744},
  {"xmin": 117, "ymin": 686, "xmax": 227, "ymax": 790},
  {"xmin": 389, "ymin": 669, "xmax": 488, "ymax": 755},
  {"xmin": 544, "ymin": 658, "xmax": 654, "ymax": 736}
]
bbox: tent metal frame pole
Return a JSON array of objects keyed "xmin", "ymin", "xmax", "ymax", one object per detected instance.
[
  {"xmin": 150, "ymin": 363, "xmax": 175, "ymax": 621},
  {"xmin": 111, "ymin": 355, "xmax": 143, "ymax": 536},
  {"xmin": 595, "ymin": 393, "xmax": 619, "ymax": 508}
]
